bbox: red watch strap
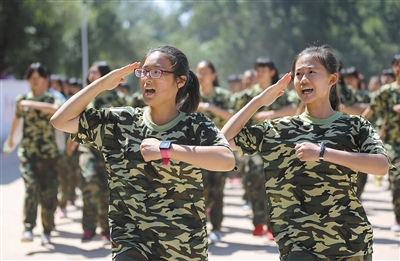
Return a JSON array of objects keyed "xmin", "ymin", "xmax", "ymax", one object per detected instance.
[{"xmin": 160, "ymin": 149, "xmax": 170, "ymax": 165}]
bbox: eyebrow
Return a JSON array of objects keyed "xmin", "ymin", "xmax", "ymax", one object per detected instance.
[{"xmin": 296, "ymin": 65, "xmax": 317, "ymax": 71}]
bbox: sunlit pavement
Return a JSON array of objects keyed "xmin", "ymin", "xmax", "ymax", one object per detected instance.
[{"xmin": 1, "ymin": 151, "xmax": 399, "ymax": 260}]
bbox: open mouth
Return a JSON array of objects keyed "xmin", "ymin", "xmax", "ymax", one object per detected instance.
[
  {"xmin": 302, "ymin": 88, "xmax": 314, "ymax": 95},
  {"xmin": 145, "ymin": 88, "xmax": 155, "ymax": 95}
]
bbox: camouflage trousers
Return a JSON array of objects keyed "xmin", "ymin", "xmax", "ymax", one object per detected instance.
[
  {"xmin": 242, "ymin": 153, "xmax": 270, "ymax": 229},
  {"xmin": 202, "ymin": 170, "xmax": 227, "ymax": 231},
  {"xmin": 79, "ymin": 148, "xmax": 110, "ymax": 236},
  {"xmin": 19, "ymin": 156, "xmax": 59, "ymax": 235},
  {"xmin": 58, "ymin": 151, "xmax": 79, "ymax": 208}
]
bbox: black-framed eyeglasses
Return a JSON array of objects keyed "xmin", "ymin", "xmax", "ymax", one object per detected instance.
[{"xmin": 134, "ymin": 68, "xmax": 174, "ymax": 79}]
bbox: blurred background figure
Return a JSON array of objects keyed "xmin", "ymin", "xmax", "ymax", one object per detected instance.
[
  {"xmin": 196, "ymin": 60, "xmax": 233, "ymax": 243},
  {"xmin": 241, "ymin": 69, "xmax": 257, "ymax": 90},
  {"xmin": 226, "ymin": 74, "xmax": 243, "ymax": 94},
  {"xmin": 381, "ymin": 68, "xmax": 396, "ymax": 85},
  {"xmin": 6, "ymin": 63, "xmax": 63, "ymax": 245}
]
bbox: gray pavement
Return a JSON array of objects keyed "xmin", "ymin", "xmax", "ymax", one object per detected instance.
[{"xmin": 1, "ymin": 150, "xmax": 399, "ymax": 260}]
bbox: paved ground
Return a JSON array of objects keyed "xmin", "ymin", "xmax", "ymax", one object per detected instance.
[{"xmin": 1, "ymin": 150, "xmax": 399, "ymax": 260}]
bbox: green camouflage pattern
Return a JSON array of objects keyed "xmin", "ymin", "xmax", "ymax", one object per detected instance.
[
  {"xmin": 20, "ymin": 156, "xmax": 59, "ymax": 235},
  {"xmin": 370, "ymin": 82, "xmax": 400, "ymax": 222},
  {"xmin": 72, "ymin": 107, "xmax": 230, "ymax": 260},
  {"xmin": 200, "ymin": 86, "xmax": 231, "ymax": 231},
  {"xmin": 126, "ymin": 91, "xmax": 147, "ymax": 108},
  {"xmin": 338, "ymin": 84, "xmax": 359, "ymax": 107},
  {"xmin": 15, "ymin": 91, "xmax": 63, "ymax": 158},
  {"xmin": 200, "ymin": 86, "xmax": 232, "ymax": 129},
  {"xmin": 231, "ymin": 84, "xmax": 295, "ymax": 126},
  {"xmin": 77, "ymin": 89, "xmax": 128, "ymax": 235},
  {"xmin": 370, "ymin": 82, "xmax": 400, "ymax": 146},
  {"xmin": 57, "ymin": 151, "xmax": 79, "ymax": 208},
  {"xmin": 234, "ymin": 111, "xmax": 390, "ymax": 259}
]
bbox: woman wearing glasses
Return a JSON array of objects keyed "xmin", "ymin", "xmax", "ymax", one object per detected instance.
[{"xmin": 51, "ymin": 46, "xmax": 235, "ymax": 261}]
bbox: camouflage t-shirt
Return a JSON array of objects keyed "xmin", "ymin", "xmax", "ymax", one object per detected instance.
[
  {"xmin": 126, "ymin": 91, "xmax": 147, "ymax": 108},
  {"xmin": 79, "ymin": 90, "xmax": 128, "ymax": 153},
  {"xmin": 200, "ymin": 86, "xmax": 232, "ymax": 129},
  {"xmin": 370, "ymin": 82, "xmax": 400, "ymax": 147},
  {"xmin": 234, "ymin": 112, "xmax": 389, "ymax": 259},
  {"xmin": 15, "ymin": 91, "xmax": 63, "ymax": 159},
  {"xmin": 338, "ymin": 83, "xmax": 359, "ymax": 107},
  {"xmin": 73, "ymin": 107, "xmax": 230, "ymax": 260}
]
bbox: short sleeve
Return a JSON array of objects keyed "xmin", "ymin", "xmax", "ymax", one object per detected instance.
[
  {"xmin": 234, "ymin": 122, "xmax": 269, "ymax": 156},
  {"xmin": 193, "ymin": 113, "xmax": 231, "ymax": 148},
  {"xmin": 71, "ymin": 108, "xmax": 108, "ymax": 150}
]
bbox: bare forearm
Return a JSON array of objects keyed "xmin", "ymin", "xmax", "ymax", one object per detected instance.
[
  {"xmin": 361, "ymin": 105, "xmax": 374, "ymax": 119},
  {"xmin": 221, "ymin": 96, "xmax": 263, "ymax": 141},
  {"xmin": 208, "ymin": 105, "xmax": 234, "ymax": 121},
  {"xmin": 23, "ymin": 101, "xmax": 59, "ymax": 114},
  {"xmin": 169, "ymin": 144, "xmax": 235, "ymax": 171},
  {"xmin": 324, "ymin": 148, "xmax": 389, "ymax": 176},
  {"xmin": 51, "ymin": 78, "xmax": 108, "ymax": 133}
]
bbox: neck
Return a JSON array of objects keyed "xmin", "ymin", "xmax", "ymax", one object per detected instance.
[
  {"xmin": 32, "ymin": 86, "xmax": 45, "ymax": 97},
  {"xmin": 147, "ymin": 106, "xmax": 180, "ymax": 126},
  {"xmin": 201, "ymin": 84, "xmax": 214, "ymax": 96},
  {"xmin": 304, "ymin": 103, "xmax": 336, "ymax": 119}
]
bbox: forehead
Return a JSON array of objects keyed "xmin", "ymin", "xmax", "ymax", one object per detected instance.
[
  {"xmin": 295, "ymin": 54, "xmax": 322, "ymax": 70},
  {"xmin": 143, "ymin": 51, "xmax": 172, "ymax": 68}
]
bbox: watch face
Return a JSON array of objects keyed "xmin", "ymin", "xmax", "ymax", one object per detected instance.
[{"xmin": 159, "ymin": 141, "xmax": 171, "ymax": 150}]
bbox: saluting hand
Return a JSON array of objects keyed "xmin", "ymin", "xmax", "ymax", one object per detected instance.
[
  {"xmin": 256, "ymin": 72, "xmax": 292, "ymax": 107},
  {"xmin": 101, "ymin": 62, "xmax": 141, "ymax": 91}
]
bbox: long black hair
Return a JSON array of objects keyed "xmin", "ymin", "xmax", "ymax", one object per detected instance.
[
  {"xmin": 291, "ymin": 45, "xmax": 340, "ymax": 110},
  {"xmin": 142, "ymin": 46, "xmax": 201, "ymax": 113},
  {"xmin": 198, "ymin": 60, "xmax": 220, "ymax": 87}
]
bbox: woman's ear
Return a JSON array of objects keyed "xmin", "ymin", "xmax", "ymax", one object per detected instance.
[
  {"xmin": 177, "ymin": 76, "xmax": 187, "ymax": 89},
  {"xmin": 329, "ymin": 73, "xmax": 339, "ymax": 87}
]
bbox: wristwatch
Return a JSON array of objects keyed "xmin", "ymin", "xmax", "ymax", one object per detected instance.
[
  {"xmin": 159, "ymin": 141, "xmax": 172, "ymax": 165},
  {"xmin": 319, "ymin": 142, "xmax": 326, "ymax": 162}
]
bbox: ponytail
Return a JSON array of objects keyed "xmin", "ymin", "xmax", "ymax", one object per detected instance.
[
  {"xmin": 329, "ymin": 84, "xmax": 340, "ymax": 111},
  {"xmin": 176, "ymin": 70, "xmax": 201, "ymax": 113}
]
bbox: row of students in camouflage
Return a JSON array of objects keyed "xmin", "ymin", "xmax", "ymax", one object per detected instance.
[
  {"xmin": 229, "ymin": 56, "xmax": 298, "ymax": 240},
  {"xmin": 6, "ymin": 63, "xmax": 64, "ymax": 245},
  {"xmin": 195, "ymin": 60, "xmax": 233, "ymax": 243},
  {"xmin": 363, "ymin": 54, "xmax": 400, "ymax": 232},
  {"xmin": 76, "ymin": 61, "xmax": 128, "ymax": 245},
  {"xmin": 222, "ymin": 45, "xmax": 392, "ymax": 260},
  {"xmin": 51, "ymin": 46, "xmax": 236, "ymax": 260}
]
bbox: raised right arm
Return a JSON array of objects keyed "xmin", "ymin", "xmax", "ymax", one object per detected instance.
[
  {"xmin": 221, "ymin": 73, "xmax": 291, "ymax": 144},
  {"xmin": 50, "ymin": 63, "xmax": 140, "ymax": 134}
]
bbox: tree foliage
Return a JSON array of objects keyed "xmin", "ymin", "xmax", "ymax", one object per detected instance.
[{"xmin": 1, "ymin": 0, "xmax": 399, "ymax": 87}]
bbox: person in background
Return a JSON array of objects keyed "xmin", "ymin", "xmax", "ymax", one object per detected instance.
[
  {"xmin": 196, "ymin": 60, "xmax": 233, "ymax": 243},
  {"xmin": 381, "ymin": 68, "xmax": 396, "ymax": 85},
  {"xmin": 5, "ymin": 63, "xmax": 63, "ymax": 245},
  {"xmin": 115, "ymin": 82, "xmax": 131, "ymax": 96},
  {"xmin": 241, "ymin": 69, "xmax": 257, "ymax": 90},
  {"xmin": 362, "ymin": 54, "xmax": 400, "ymax": 232},
  {"xmin": 231, "ymin": 56, "xmax": 296, "ymax": 241},
  {"xmin": 227, "ymin": 74, "xmax": 243, "ymax": 94},
  {"xmin": 222, "ymin": 45, "xmax": 391, "ymax": 260},
  {"xmin": 56, "ymin": 77, "xmax": 83, "ymax": 217},
  {"xmin": 50, "ymin": 45, "xmax": 235, "ymax": 261},
  {"xmin": 76, "ymin": 61, "xmax": 127, "ymax": 245}
]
